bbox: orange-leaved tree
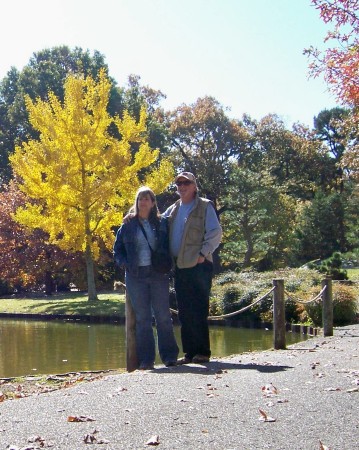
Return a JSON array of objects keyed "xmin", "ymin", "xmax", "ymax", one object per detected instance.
[
  {"xmin": 305, "ymin": 0, "xmax": 359, "ymax": 179},
  {"xmin": 10, "ymin": 69, "xmax": 174, "ymax": 301}
]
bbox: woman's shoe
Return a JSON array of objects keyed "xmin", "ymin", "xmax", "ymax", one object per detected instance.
[
  {"xmin": 164, "ymin": 360, "xmax": 177, "ymax": 367},
  {"xmin": 139, "ymin": 363, "xmax": 154, "ymax": 370}
]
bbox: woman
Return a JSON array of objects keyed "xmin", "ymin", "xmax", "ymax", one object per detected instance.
[{"xmin": 113, "ymin": 187, "xmax": 178, "ymax": 370}]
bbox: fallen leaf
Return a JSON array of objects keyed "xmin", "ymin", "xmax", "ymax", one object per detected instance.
[
  {"xmin": 261, "ymin": 383, "xmax": 278, "ymax": 396},
  {"xmin": 83, "ymin": 433, "xmax": 97, "ymax": 444},
  {"xmin": 324, "ymin": 387, "xmax": 341, "ymax": 391},
  {"xmin": 15, "ymin": 392, "xmax": 26, "ymax": 399},
  {"xmin": 67, "ymin": 415, "xmax": 95, "ymax": 422},
  {"xmin": 0, "ymin": 392, "xmax": 5, "ymax": 402},
  {"xmin": 146, "ymin": 435, "xmax": 160, "ymax": 446},
  {"xmin": 258, "ymin": 408, "xmax": 276, "ymax": 422},
  {"xmin": 28, "ymin": 435, "xmax": 45, "ymax": 444},
  {"xmin": 319, "ymin": 440, "xmax": 330, "ymax": 450},
  {"xmin": 346, "ymin": 387, "xmax": 359, "ymax": 393}
]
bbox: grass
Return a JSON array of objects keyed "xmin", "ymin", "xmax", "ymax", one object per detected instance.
[
  {"xmin": 347, "ymin": 268, "xmax": 359, "ymax": 281},
  {"xmin": 0, "ymin": 292, "xmax": 126, "ymax": 316},
  {"xmin": 1, "ymin": 267, "xmax": 358, "ymax": 320}
]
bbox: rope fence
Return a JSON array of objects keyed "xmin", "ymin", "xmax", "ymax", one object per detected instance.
[
  {"xmin": 170, "ymin": 277, "xmax": 333, "ymax": 351},
  {"xmin": 170, "ymin": 286, "xmax": 276, "ymax": 321},
  {"xmin": 284, "ymin": 285, "xmax": 327, "ymax": 305},
  {"xmin": 125, "ymin": 277, "xmax": 334, "ymax": 371}
]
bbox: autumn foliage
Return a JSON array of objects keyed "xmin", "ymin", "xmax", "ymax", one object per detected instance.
[
  {"xmin": 0, "ymin": 182, "xmax": 85, "ymax": 294},
  {"xmin": 305, "ymin": 1, "xmax": 359, "ymax": 179},
  {"xmin": 9, "ymin": 70, "xmax": 174, "ymax": 300},
  {"xmin": 307, "ymin": 0, "xmax": 359, "ymax": 107}
]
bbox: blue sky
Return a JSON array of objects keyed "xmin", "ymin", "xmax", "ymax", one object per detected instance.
[{"xmin": 1, "ymin": 0, "xmax": 338, "ymax": 128}]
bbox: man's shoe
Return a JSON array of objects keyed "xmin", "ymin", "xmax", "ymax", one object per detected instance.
[
  {"xmin": 176, "ymin": 356, "xmax": 192, "ymax": 365},
  {"xmin": 192, "ymin": 354, "xmax": 210, "ymax": 364},
  {"xmin": 164, "ymin": 360, "xmax": 177, "ymax": 367}
]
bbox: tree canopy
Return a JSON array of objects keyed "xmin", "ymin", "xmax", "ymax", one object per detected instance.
[
  {"xmin": 0, "ymin": 46, "xmax": 122, "ymax": 183},
  {"xmin": 306, "ymin": 0, "xmax": 359, "ymax": 180},
  {"xmin": 10, "ymin": 70, "xmax": 174, "ymax": 300}
]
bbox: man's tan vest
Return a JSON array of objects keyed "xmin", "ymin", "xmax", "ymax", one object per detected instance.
[{"xmin": 168, "ymin": 196, "xmax": 211, "ymax": 269}]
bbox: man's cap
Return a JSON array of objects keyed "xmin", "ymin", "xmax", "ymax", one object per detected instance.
[{"xmin": 174, "ymin": 172, "xmax": 197, "ymax": 185}]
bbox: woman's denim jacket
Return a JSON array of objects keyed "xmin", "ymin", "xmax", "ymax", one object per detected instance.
[{"xmin": 113, "ymin": 216, "xmax": 170, "ymax": 276}]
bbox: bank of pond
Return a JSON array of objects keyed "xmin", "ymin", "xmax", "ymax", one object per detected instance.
[{"xmin": 0, "ymin": 317, "xmax": 312, "ymax": 378}]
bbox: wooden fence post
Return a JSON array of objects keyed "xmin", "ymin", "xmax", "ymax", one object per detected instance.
[
  {"xmin": 125, "ymin": 291, "xmax": 138, "ymax": 372},
  {"xmin": 273, "ymin": 278, "xmax": 286, "ymax": 350},
  {"xmin": 322, "ymin": 277, "xmax": 333, "ymax": 337}
]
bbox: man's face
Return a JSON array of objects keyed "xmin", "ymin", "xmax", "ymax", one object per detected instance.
[{"xmin": 176, "ymin": 177, "xmax": 196, "ymax": 202}]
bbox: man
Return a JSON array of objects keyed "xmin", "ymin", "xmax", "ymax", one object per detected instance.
[{"xmin": 163, "ymin": 172, "xmax": 222, "ymax": 364}]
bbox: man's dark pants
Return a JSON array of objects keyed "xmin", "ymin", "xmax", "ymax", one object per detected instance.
[{"xmin": 174, "ymin": 261, "xmax": 213, "ymax": 359}]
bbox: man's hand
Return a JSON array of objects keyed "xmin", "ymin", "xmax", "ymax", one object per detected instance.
[
  {"xmin": 197, "ymin": 255, "xmax": 205, "ymax": 264},
  {"xmin": 123, "ymin": 213, "xmax": 135, "ymax": 224}
]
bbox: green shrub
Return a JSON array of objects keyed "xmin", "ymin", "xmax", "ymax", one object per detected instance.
[
  {"xmin": 333, "ymin": 285, "xmax": 358, "ymax": 325},
  {"xmin": 209, "ymin": 268, "xmax": 359, "ymax": 325},
  {"xmin": 304, "ymin": 284, "xmax": 358, "ymax": 326},
  {"xmin": 308, "ymin": 252, "xmax": 348, "ymax": 280}
]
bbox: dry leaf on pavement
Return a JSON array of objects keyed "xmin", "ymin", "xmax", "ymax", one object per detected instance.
[
  {"xmin": 67, "ymin": 415, "xmax": 95, "ymax": 422},
  {"xmin": 145, "ymin": 435, "xmax": 160, "ymax": 446},
  {"xmin": 258, "ymin": 408, "xmax": 276, "ymax": 422},
  {"xmin": 261, "ymin": 383, "xmax": 278, "ymax": 396}
]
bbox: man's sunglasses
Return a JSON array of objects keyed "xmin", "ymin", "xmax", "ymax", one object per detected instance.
[{"xmin": 176, "ymin": 180, "xmax": 192, "ymax": 186}]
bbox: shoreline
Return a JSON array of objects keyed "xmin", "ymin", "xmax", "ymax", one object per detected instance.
[
  {"xmin": 0, "ymin": 324, "xmax": 357, "ymax": 449},
  {"xmin": 0, "ymin": 311, "xmax": 320, "ymax": 335}
]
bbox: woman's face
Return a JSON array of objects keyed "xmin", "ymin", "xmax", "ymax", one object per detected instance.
[{"xmin": 137, "ymin": 193, "xmax": 155, "ymax": 218}]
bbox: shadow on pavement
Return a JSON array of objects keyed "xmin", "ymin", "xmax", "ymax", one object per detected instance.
[{"xmin": 152, "ymin": 360, "xmax": 293, "ymax": 375}]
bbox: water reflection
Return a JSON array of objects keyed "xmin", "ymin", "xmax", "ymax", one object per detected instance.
[{"xmin": 0, "ymin": 319, "xmax": 308, "ymax": 378}]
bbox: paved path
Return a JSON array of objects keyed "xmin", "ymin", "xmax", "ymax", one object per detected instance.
[{"xmin": 0, "ymin": 325, "xmax": 358, "ymax": 449}]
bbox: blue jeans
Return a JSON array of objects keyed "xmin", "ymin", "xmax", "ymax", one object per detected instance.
[{"xmin": 125, "ymin": 266, "xmax": 179, "ymax": 366}]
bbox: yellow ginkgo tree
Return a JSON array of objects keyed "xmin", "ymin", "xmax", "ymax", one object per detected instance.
[{"xmin": 10, "ymin": 69, "xmax": 174, "ymax": 301}]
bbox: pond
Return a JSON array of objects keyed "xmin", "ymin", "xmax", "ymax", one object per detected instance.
[{"xmin": 0, "ymin": 319, "xmax": 309, "ymax": 378}]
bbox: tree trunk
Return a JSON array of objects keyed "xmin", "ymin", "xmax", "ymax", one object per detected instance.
[
  {"xmin": 242, "ymin": 223, "xmax": 254, "ymax": 268},
  {"xmin": 85, "ymin": 240, "xmax": 98, "ymax": 302},
  {"xmin": 44, "ymin": 270, "xmax": 55, "ymax": 295}
]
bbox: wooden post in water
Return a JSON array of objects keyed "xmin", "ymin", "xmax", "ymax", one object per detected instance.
[
  {"xmin": 322, "ymin": 277, "xmax": 333, "ymax": 337},
  {"xmin": 125, "ymin": 291, "xmax": 138, "ymax": 372},
  {"xmin": 273, "ymin": 279, "xmax": 286, "ymax": 350}
]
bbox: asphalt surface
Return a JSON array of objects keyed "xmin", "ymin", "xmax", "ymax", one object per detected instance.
[{"xmin": 0, "ymin": 324, "xmax": 358, "ymax": 450}]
